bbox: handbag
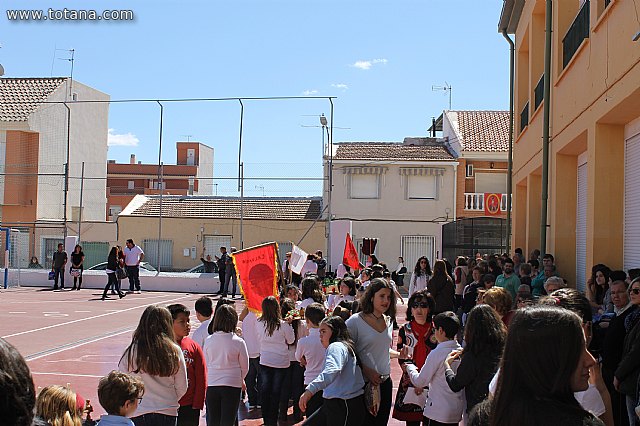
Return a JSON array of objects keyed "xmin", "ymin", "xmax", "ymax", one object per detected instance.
[
  {"xmin": 116, "ymin": 267, "xmax": 128, "ymax": 280},
  {"xmin": 70, "ymin": 268, "xmax": 81, "ymax": 277},
  {"xmin": 48, "ymin": 271, "xmax": 55, "ymax": 280},
  {"xmin": 364, "ymin": 381, "xmax": 381, "ymax": 417}
]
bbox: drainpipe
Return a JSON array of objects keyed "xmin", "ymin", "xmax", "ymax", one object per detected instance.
[
  {"xmin": 501, "ymin": 30, "xmax": 515, "ymax": 255},
  {"xmin": 540, "ymin": 0, "xmax": 552, "ymax": 255},
  {"xmin": 62, "ymin": 102, "xmax": 71, "ymax": 240},
  {"xmin": 452, "ymin": 163, "xmax": 458, "ymax": 222}
]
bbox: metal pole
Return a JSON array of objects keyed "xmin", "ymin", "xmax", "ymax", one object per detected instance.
[
  {"xmin": 2, "ymin": 227, "xmax": 8, "ymax": 289},
  {"xmin": 541, "ymin": 0, "xmax": 553, "ymax": 255},
  {"xmin": 502, "ymin": 30, "xmax": 515, "ymax": 255},
  {"xmin": 156, "ymin": 101, "xmax": 164, "ymax": 273},
  {"xmin": 78, "ymin": 161, "xmax": 84, "ymax": 243},
  {"xmin": 238, "ymin": 100, "xmax": 244, "ymax": 249},
  {"xmin": 327, "ymin": 99, "xmax": 334, "ymax": 273},
  {"xmin": 62, "ymin": 102, "xmax": 71, "ymax": 240}
]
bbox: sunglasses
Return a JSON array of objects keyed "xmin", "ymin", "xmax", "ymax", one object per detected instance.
[
  {"xmin": 630, "ymin": 288, "xmax": 640, "ymax": 295},
  {"xmin": 411, "ymin": 302, "xmax": 430, "ymax": 309}
]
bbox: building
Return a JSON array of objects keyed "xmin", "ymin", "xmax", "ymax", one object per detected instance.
[
  {"xmin": 106, "ymin": 142, "xmax": 213, "ymax": 220},
  {"xmin": 0, "ymin": 77, "xmax": 110, "ymax": 266},
  {"xmin": 325, "ymin": 138, "xmax": 457, "ymax": 274},
  {"xmin": 499, "ymin": 0, "xmax": 640, "ymax": 290},
  {"xmin": 117, "ymin": 195, "xmax": 324, "ymax": 270}
]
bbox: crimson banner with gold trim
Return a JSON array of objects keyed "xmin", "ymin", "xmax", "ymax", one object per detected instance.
[
  {"xmin": 232, "ymin": 242, "xmax": 279, "ymax": 313},
  {"xmin": 484, "ymin": 193, "xmax": 502, "ymax": 216}
]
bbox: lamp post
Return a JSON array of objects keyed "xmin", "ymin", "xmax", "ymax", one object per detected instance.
[{"xmin": 321, "ymin": 113, "xmax": 333, "ymax": 273}]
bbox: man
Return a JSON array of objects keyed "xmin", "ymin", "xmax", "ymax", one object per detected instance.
[
  {"xmin": 314, "ymin": 250, "xmax": 327, "ymax": 278},
  {"xmin": 123, "ymin": 239, "xmax": 144, "ymax": 293},
  {"xmin": 214, "ymin": 246, "xmax": 228, "ymax": 295},
  {"xmin": 199, "ymin": 251, "xmax": 216, "ymax": 273},
  {"xmin": 599, "ymin": 280, "xmax": 634, "ymax": 426},
  {"xmin": 495, "ymin": 258, "xmax": 521, "ymax": 300},
  {"xmin": 531, "ymin": 254, "xmax": 557, "ymax": 296},
  {"xmin": 222, "ymin": 247, "xmax": 238, "ymax": 298},
  {"xmin": 51, "ymin": 243, "xmax": 67, "ymax": 290},
  {"xmin": 282, "ymin": 252, "xmax": 292, "ymax": 284},
  {"xmin": 542, "ymin": 276, "xmax": 565, "ymax": 294}
]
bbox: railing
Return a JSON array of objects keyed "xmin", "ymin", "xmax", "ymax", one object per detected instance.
[
  {"xmin": 563, "ymin": 0, "xmax": 590, "ymax": 69},
  {"xmin": 464, "ymin": 193, "xmax": 511, "ymax": 212},
  {"xmin": 534, "ymin": 75, "xmax": 544, "ymax": 111},
  {"xmin": 520, "ymin": 102, "xmax": 529, "ymax": 133}
]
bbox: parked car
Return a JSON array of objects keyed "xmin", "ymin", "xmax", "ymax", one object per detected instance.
[
  {"xmin": 186, "ymin": 263, "xmax": 218, "ymax": 273},
  {"xmin": 87, "ymin": 261, "xmax": 157, "ymax": 274}
]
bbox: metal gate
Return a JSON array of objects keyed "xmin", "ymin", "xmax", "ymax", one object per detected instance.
[
  {"xmin": 401, "ymin": 236, "xmax": 436, "ymax": 273},
  {"xmin": 142, "ymin": 239, "xmax": 173, "ymax": 269},
  {"xmin": 203, "ymin": 235, "xmax": 232, "ymax": 259},
  {"xmin": 82, "ymin": 241, "xmax": 110, "ymax": 268},
  {"xmin": 442, "ymin": 218, "xmax": 507, "ymax": 261}
]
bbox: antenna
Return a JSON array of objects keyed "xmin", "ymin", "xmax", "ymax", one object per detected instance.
[
  {"xmin": 432, "ymin": 81, "xmax": 452, "ymax": 110},
  {"xmin": 255, "ymin": 185, "xmax": 265, "ymax": 196},
  {"xmin": 55, "ymin": 48, "xmax": 75, "ymax": 99},
  {"xmin": 180, "ymin": 134, "xmax": 194, "ymax": 142}
]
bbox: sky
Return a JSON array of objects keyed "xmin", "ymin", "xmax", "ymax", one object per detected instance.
[{"xmin": 1, "ymin": 0, "xmax": 510, "ymax": 197}]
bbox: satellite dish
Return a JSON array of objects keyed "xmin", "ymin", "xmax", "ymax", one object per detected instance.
[{"xmin": 0, "ymin": 64, "xmax": 4, "ymax": 76}]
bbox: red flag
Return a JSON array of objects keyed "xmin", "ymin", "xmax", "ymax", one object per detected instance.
[
  {"xmin": 232, "ymin": 242, "xmax": 279, "ymax": 313},
  {"xmin": 484, "ymin": 193, "xmax": 502, "ymax": 216},
  {"xmin": 343, "ymin": 233, "xmax": 360, "ymax": 271}
]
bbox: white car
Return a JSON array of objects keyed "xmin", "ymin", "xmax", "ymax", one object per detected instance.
[{"xmin": 87, "ymin": 261, "xmax": 157, "ymax": 275}]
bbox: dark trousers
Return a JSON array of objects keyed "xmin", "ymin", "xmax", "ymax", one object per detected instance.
[
  {"xmin": 131, "ymin": 413, "xmax": 177, "ymax": 426},
  {"xmin": 307, "ymin": 395, "xmax": 364, "ymax": 426},
  {"xmin": 603, "ymin": 365, "xmax": 630, "ymax": 426},
  {"xmin": 72, "ymin": 269, "xmax": 83, "ymax": 288},
  {"xmin": 126, "ymin": 265, "xmax": 141, "ymax": 291},
  {"xmin": 102, "ymin": 273, "xmax": 119, "ymax": 298},
  {"xmin": 259, "ymin": 364, "xmax": 287, "ymax": 425},
  {"xmin": 301, "ymin": 391, "xmax": 324, "ymax": 425},
  {"xmin": 423, "ymin": 417, "xmax": 458, "ymax": 426},
  {"xmin": 279, "ymin": 360, "xmax": 305, "ymax": 417},
  {"xmin": 246, "ymin": 357, "xmax": 261, "ymax": 406},
  {"xmin": 206, "ymin": 385, "xmax": 240, "ymax": 426},
  {"xmin": 53, "ymin": 267, "xmax": 64, "ymax": 288},
  {"xmin": 364, "ymin": 377, "xmax": 392, "ymax": 426},
  {"xmin": 217, "ymin": 270, "xmax": 226, "ymax": 293},
  {"xmin": 223, "ymin": 271, "xmax": 237, "ymax": 297},
  {"xmin": 177, "ymin": 405, "xmax": 200, "ymax": 426}
]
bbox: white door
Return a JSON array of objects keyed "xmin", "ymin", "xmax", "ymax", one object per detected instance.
[
  {"xmin": 187, "ymin": 149, "xmax": 196, "ymax": 166},
  {"xmin": 576, "ymin": 162, "xmax": 587, "ymax": 292},
  {"xmin": 625, "ymin": 134, "xmax": 640, "ymax": 270},
  {"xmin": 401, "ymin": 235, "xmax": 436, "ymax": 274}
]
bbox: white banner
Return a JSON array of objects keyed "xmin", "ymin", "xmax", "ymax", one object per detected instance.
[{"xmin": 290, "ymin": 245, "xmax": 308, "ymax": 275}]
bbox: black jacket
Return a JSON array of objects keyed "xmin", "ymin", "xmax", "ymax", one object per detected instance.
[
  {"xmin": 615, "ymin": 306, "xmax": 640, "ymax": 396},
  {"xmin": 445, "ymin": 348, "xmax": 501, "ymax": 413},
  {"xmin": 428, "ymin": 274, "xmax": 455, "ymax": 313},
  {"xmin": 601, "ymin": 306, "xmax": 634, "ymax": 371}
]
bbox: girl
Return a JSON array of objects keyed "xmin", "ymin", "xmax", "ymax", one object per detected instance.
[
  {"xmin": 408, "ymin": 256, "xmax": 431, "ymax": 296},
  {"xmin": 392, "ymin": 290, "xmax": 437, "ymax": 425},
  {"xmin": 346, "ymin": 278, "xmax": 399, "ymax": 425},
  {"xmin": 204, "ymin": 304, "xmax": 248, "ymax": 426},
  {"xmin": 35, "ymin": 385, "xmax": 83, "ymax": 426},
  {"xmin": 70, "ymin": 244, "xmax": 84, "ymax": 291},
  {"xmin": 299, "ymin": 276, "xmax": 325, "ymax": 309},
  {"xmin": 257, "ymin": 296, "xmax": 295, "ymax": 426},
  {"xmin": 278, "ymin": 298, "xmax": 305, "ymax": 422},
  {"xmin": 299, "ymin": 316, "xmax": 366, "ymax": 426},
  {"xmin": 119, "ymin": 306, "xmax": 188, "ymax": 426},
  {"xmin": 428, "ymin": 259, "xmax": 455, "ymax": 314},
  {"xmin": 328, "ymin": 276, "xmax": 356, "ymax": 311},
  {"xmin": 102, "ymin": 247, "xmax": 125, "ymax": 300}
]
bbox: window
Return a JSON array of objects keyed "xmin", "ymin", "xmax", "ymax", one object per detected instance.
[
  {"xmin": 109, "ymin": 205, "xmax": 122, "ymax": 219},
  {"xmin": 401, "ymin": 236, "xmax": 436, "ymax": 273},
  {"xmin": 349, "ymin": 174, "xmax": 379, "ymax": 199},
  {"xmin": 475, "ymin": 173, "xmax": 507, "ymax": 194},
  {"xmin": 142, "ymin": 239, "xmax": 173, "ymax": 269},
  {"xmin": 128, "ymin": 180, "xmax": 135, "ymax": 190},
  {"xmin": 407, "ymin": 174, "xmax": 437, "ymax": 200},
  {"xmin": 466, "ymin": 164, "xmax": 474, "ymax": 177},
  {"xmin": 203, "ymin": 235, "xmax": 232, "ymax": 257}
]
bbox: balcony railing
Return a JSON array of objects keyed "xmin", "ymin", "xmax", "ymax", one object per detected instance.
[
  {"xmin": 534, "ymin": 75, "xmax": 544, "ymax": 111},
  {"xmin": 563, "ymin": 0, "xmax": 590, "ymax": 69},
  {"xmin": 520, "ymin": 102, "xmax": 529, "ymax": 133},
  {"xmin": 464, "ymin": 193, "xmax": 511, "ymax": 212}
]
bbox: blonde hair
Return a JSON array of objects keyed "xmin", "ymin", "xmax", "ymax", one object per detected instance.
[
  {"xmin": 36, "ymin": 385, "xmax": 82, "ymax": 426},
  {"xmin": 483, "ymin": 287, "xmax": 513, "ymax": 316}
]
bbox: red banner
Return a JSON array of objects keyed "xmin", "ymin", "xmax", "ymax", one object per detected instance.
[
  {"xmin": 343, "ymin": 233, "xmax": 360, "ymax": 271},
  {"xmin": 484, "ymin": 193, "xmax": 502, "ymax": 216},
  {"xmin": 232, "ymin": 242, "xmax": 279, "ymax": 313}
]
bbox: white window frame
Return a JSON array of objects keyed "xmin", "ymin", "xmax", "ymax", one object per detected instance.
[
  {"xmin": 406, "ymin": 174, "xmax": 438, "ymax": 200},
  {"xmin": 349, "ymin": 174, "xmax": 380, "ymax": 199},
  {"xmin": 128, "ymin": 180, "xmax": 135, "ymax": 190}
]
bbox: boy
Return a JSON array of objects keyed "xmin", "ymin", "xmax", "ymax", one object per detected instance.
[
  {"xmin": 402, "ymin": 311, "xmax": 465, "ymax": 426},
  {"xmin": 96, "ymin": 370, "xmax": 144, "ymax": 426},
  {"xmin": 191, "ymin": 296, "xmax": 213, "ymax": 349},
  {"xmin": 167, "ymin": 304, "xmax": 207, "ymax": 426},
  {"xmin": 294, "ymin": 303, "xmax": 327, "ymax": 420}
]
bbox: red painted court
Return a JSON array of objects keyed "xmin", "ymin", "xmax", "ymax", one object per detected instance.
[{"xmin": 0, "ymin": 287, "xmax": 407, "ymax": 425}]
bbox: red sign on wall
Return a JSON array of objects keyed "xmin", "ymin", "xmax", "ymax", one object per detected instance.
[{"xmin": 484, "ymin": 193, "xmax": 502, "ymax": 216}]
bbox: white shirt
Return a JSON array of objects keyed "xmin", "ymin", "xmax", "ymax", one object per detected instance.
[
  {"xmin": 118, "ymin": 343, "xmax": 188, "ymax": 417},
  {"xmin": 295, "ymin": 327, "xmax": 327, "ymax": 385},
  {"xmin": 192, "ymin": 319, "xmax": 211, "ymax": 349},
  {"xmin": 409, "ymin": 272, "xmax": 429, "ymax": 296},
  {"xmin": 241, "ymin": 311, "xmax": 260, "ymax": 358},
  {"xmin": 257, "ymin": 320, "xmax": 295, "ymax": 368},
  {"xmin": 300, "ymin": 260, "xmax": 318, "ymax": 277},
  {"xmin": 299, "ymin": 298, "xmax": 317, "ymax": 309},
  {"xmin": 204, "ymin": 331, "xmax": 249, "ymax": 388},
  {"xmin": 328, "ymin": 294, "xmax": 355, "ymax": 311},
  {"xmin": 346, "ymin": 313, "xmax": 393, "ymax": 376},
  {"xmin": 124, "ymin": 245, "xmax": 144, "ymax": 266},
  {"xmin": 336, "ymin": 263, "xmax": 348, "ymax": 278},
  {"xmin": 406, "ymin": 339, "xmax": 465, "ymax": 423},
  {"xmin": 614, "ymin": 301, "xmax": 633, "ymax": 316}
]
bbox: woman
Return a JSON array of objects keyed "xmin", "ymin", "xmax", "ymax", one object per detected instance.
[
  {"xmin": 346, "ymin": 278, "xmax": 399, "ymax": 425},
  {"xmin": 299, "ymin": 316, "xmax": 366, "ymax": 426},
  {"xmin": 300, "ymin": 276, "xmax": 325, "ymax": 309},
  {"xmin": 408, "ymin": 256, "xmax": 431, "ymax": 297},
  {"xmin": 119, "ymin": 305, "xmax": 188, "ymax": 425},
  {"xmin": 328, "ymin": 276, "xmax": 356, "ymax": 311},
  {"xmin": 453, "ymin": 256, "xmax": 468, "ymax": 311},
  {"xmin": 428, "ymin": 259, "xmax": 455, "ymax": 314},
  {"xmin": 257, "ymin": 296, "xmax": 295, "ymax": 426},
  {"xmin": 102, "ymin": 247, "xmax": 125, "ymax": 300},
  {"xmin": 444, "ymin": 304, "xmax": 506, "ymax": 414},
  {"xmin": 70, "ymin": 245, "xmax": 84, "ymax": 291},
  {"xmin": 614, "ymin": 277, "xmax": 640, "ymax": 426},
  {"xmin": 588, "ymin": 265, "xmax": 613, "ymax": 313},
  {"xmin": 28, "ymin": 256, "xmax": 43, "ymax": 269},
  {"xmin": 392, "ymin": 290, "xmax": 437, "ymax": 425},
  {"xmin": 469, "ymin": 306, "xmax": 604, "ymax": 426},
  {"xmin": 35, "ymin": 385, "xmax": 83, "ymax": 426},
  {"xmin": 204, "ymin": 304, "xmax": 248, "ymax": 426},
  {"xmin": 300, "ymin": 254, "xmax": 318, "ymax": 277},
  {"xmin": 483, "ymin": 287, "xmax": 515, "ymax": 327},
  {"xmin": 278, "ymin": 298, "xmax": 305, "ymax": 422},
  {"xmin": 462, "ymin": 266, "xmax": 484, "ymax": 317}
]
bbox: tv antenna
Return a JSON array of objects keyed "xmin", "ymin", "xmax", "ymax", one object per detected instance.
[
  {"xmin": 180, "ymin": 134, "xmax": 194, "ymax": 142},
  {"xmin": 432, "ymin": 82, "xmax": 452, "ymax": 110},
  {"xmin": 54, "ymin": 48, "xmax": 75, "ymax": 99},
  {"xmin": 255, "ymin": 185, "xmax": 265, "ymax": 196}
]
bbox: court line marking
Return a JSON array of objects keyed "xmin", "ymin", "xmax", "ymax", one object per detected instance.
[
  {"xmin": 9, "ymin": 312, "xmax": 27, "ymax": 314},
  {"xmin": 31, "ymin": 372, "xmax": 104, "ymax": 378},
  {"xmin": 25, "ymin": 327, "xmax": 134, "ymax": 361},
  {"xmin": 2, "ymin": 294, "xmax": 193, "ymax": 339}
]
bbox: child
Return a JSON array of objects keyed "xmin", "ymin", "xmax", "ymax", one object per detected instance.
[
  {"xmin": 166, "ymin": 304, "xmax": 207, "ymax": 426},
  {"xmin": 402, "ymin": 311, "xmax": 465, "ymax": 426},
  {"xmin": 239, "ymin": 304, "xmax": 261, "ymax": 409},
  {"xmin": 294, "ymin": 303, "xmax": 327, "ymax": 420},
  {"xmin": 191, "ymin": 296, "xmax": 213, "ymax": 349},
  {"xmin": 96, "ymin": 371, "xmax": 145, "ymax": 426},
  {"xmin": 278, "ymin": 298, "xmax": 306, "ymax": 422}
]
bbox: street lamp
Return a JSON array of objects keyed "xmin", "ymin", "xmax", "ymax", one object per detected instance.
[{"xmin": 321, "ymin": 113, "xmax": 333, "ymax": 274}]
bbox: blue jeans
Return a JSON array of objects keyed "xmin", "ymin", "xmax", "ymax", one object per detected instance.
[
  {"xmin": 259, "ymin": 364, "xmax": 287, "ymax": 425},
  {"xmin": 53, "ymin": 267, "xmax": 64, "ymax": 288},
  {"xmin": 246, "ymin": 357, "xmax": 261, "ymax": 406},
  {"xmin": 126, "ymin": 265, "xmax": 141, "ymax": 291},
  {"xmin": 206, "ymin": 386, "xmax": 240, "ymax": 426},
  {"xmin": 131, "ymin": 413, "xmax": 177, "ymax": 426}
]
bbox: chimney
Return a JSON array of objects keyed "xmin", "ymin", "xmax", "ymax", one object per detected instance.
[{"xmin": 130, "ymin": 154, "xmax": 136, "ymax": 164}]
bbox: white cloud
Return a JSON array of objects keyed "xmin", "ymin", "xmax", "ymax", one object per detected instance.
[
  {"xmin": 331, "ymin": 83, "xmax": 349, "ymax": 90},
  {"xmin": 108, "ymin": 128, "xmax": 140, "ymax": 147},
  {"xmin": 302, "ymin": 89, "xmax": 318, "ymax": 95},
  {"xmin": 351, "ymin": 58, "xmax": 388, "ymax": 70}
]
